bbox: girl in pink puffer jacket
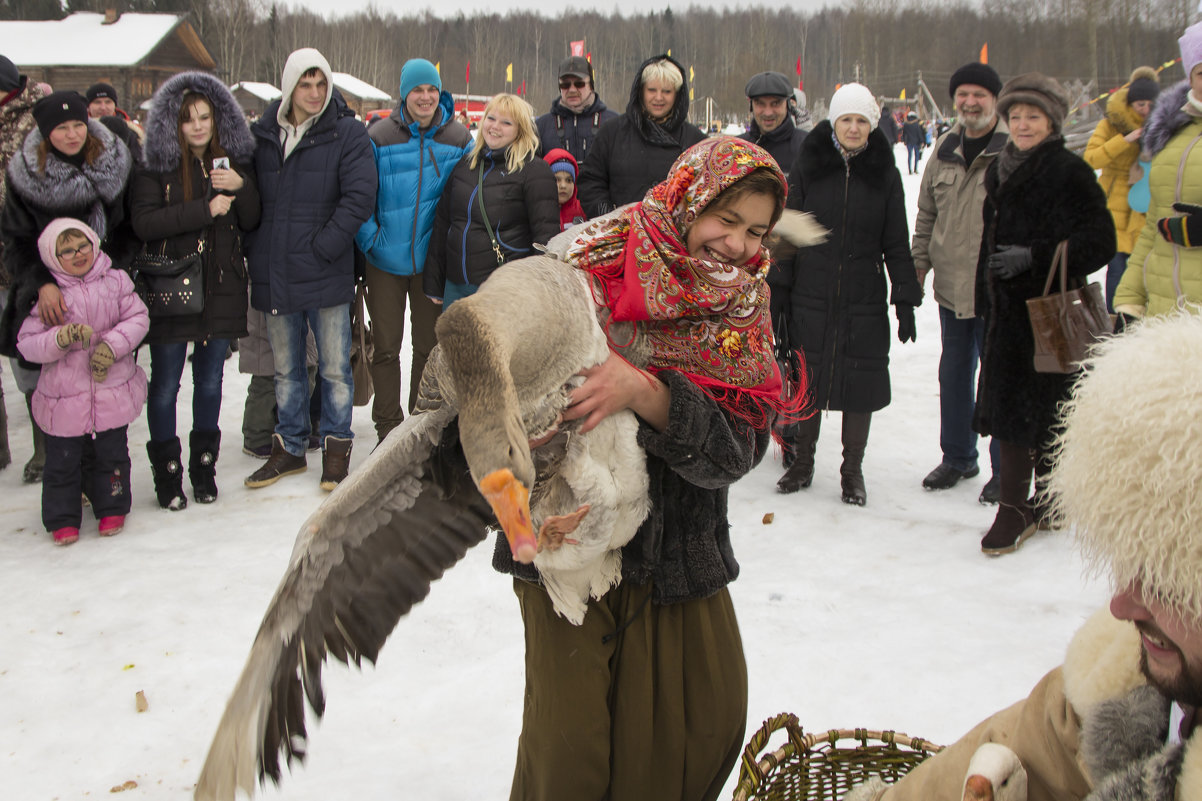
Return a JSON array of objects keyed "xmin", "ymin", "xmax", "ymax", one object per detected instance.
[{"xmin": 17, "ymin": 218, "xmax": 148, "ymax": 546}]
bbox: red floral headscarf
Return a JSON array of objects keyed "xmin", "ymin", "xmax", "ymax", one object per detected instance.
[{"xmin": 565, "ymin": 136, "xmax": 802, "ymax": 428}]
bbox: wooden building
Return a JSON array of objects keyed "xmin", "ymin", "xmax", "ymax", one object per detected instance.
[
  {"xmin": 0, "ymin": 10, "xmax": 216, "ymax": 121},
  {"xmin": 229, "ymin": 81, "xmax": 282, "ymax": 120},
  {"xmin": 331, "ymin": 73, "xmax": 392, "ymax": 119}
]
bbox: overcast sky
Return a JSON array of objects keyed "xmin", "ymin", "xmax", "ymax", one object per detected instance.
[{"xmin": 282, "ymin": 0, "xmax": 833, "ymax": 21}]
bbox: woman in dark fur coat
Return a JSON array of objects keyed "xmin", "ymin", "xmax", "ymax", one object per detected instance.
[
  {"xmin": 130, "ymin": 71, "xmax": 260, "ymax": 510},
  {"xmin": 975, "ymin": 73, "xmax": 1115, "ymax": 555},
  {"xmin": 770, "ymin": 82, "xmax": 922, "ymax": 506}
]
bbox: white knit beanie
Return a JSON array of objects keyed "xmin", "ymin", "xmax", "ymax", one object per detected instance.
[
  {"xmin": 827, "ymin": 82, "xmax": 880, "ymax": 130},
  {"xmin": 1048, "ymin": 312, "xmax": 1202, "ymax": 624}
]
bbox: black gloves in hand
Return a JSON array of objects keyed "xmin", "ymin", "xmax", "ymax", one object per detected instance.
[
  {"xmin": 896, "ymin": 304, "xmax": 917, "ymax": 343},
  {"xmin": 1113, "ymin": 311, "xmax": 1140, "ymax": 334},
  {"xmin": 987, "ymin": 244, "xmax": 1034, "ymax": 279},
  {"xmin": 1157, "ymin": 202, "xmax": 1202, "ymax": 247}
]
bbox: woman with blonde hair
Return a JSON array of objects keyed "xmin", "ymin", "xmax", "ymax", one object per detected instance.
[{"xmin": 423, "ymin": 93, "xmax": 559, "ymax": 306}]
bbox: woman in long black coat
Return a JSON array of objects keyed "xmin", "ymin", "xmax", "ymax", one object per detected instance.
[
  {"xmin": 770, "ymin": 83, "xmax": 922, "ymax": 505},
  {"xmin": 130, "ymin": 71, "xmax": 260, "ymax": 510},
  {"xmin": 975, "ymin": 73, "xmax": 1114, "ymax": 555}
]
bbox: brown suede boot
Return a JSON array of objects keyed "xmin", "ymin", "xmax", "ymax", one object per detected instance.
[
  {"xmin": 319, "ymin": 435, "xmax": 352, "ymax": 491},
  {"xmin": 245, "ymin": 434, "xmax": 307, "ymax": 488},
  {"xmin": 981, "ymin": 441, "xmax": 1037, "ymax": 555}
]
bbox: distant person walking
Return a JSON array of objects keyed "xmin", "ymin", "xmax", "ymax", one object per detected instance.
[{"xmin": 901, "ymin": 111, "xmax": 925, "ymax": 174}]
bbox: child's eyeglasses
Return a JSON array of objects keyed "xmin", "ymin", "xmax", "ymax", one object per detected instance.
[
  {"xmin": 559, "ymin": 80, "xmax": 588, "ymax": 90},
  {"xmin": 57, "ymin": 243, "xmax": 94, "ymax": 259}
]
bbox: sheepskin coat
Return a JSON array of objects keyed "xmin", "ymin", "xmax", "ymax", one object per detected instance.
[
  {"xmin": 1116, "ymin": 80, "xmax": 1202, "ymax": 318},
  {"xmin": 1083, "ymin": 86, "xmax": 1148, "ymax": 254},
  {"xmin": 576, "ymin": 54, "xmax": 706, "ymax": 217},
  {"xmin": 130, "ymin": 71, "xmax": 261, "ymax": 345},
  {"xmin": 0, "ymin": 75, "xmax": 46, "ymax": 285},
  {"xmin": 973, "ymin": 138, "xmax": 1115, "ymax": 449},
  {"xmin": 16, "ymin": 224, "xmax": 147, "ymax": 438},
  {"xmin": 494, "ymin": 369, "xmax": 770, "ymax": 606},
  {"xmin": 859, "ymin": 607, "xmax": 1202, "ymax": 801},
  {"xmin": 770, "ymin": 120, "xmax": 922, "ymax": 414},
  {"xmin": 0, "ymin": 119, "xmax": 135, "ymax": 360}
]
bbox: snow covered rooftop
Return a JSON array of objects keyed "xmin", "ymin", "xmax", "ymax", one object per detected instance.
[
  {"xmin": 0, "ymin": 12, "xmax": 201, "ymax": 68},
  {"xmin": 332, "ymin": 72, "xmax": 392, "ymax": 102},
  {"xmin": 231, "ymin": 81, "xmax": 283, "ymax": 102}
]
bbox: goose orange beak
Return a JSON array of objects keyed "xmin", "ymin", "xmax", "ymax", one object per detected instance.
[{"xmin": 479, "ymin": 468, "xmax": 537, "ymax": 564}]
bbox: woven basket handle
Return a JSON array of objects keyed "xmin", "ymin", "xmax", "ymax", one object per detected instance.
[{"xmin": 739, "ymin": 712, "xmax": 804, "ymax": 784}]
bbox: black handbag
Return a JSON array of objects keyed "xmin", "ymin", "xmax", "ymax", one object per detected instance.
[{"xmin": 133, "ymin": 239, "xmax": 205, "ymax": 318}]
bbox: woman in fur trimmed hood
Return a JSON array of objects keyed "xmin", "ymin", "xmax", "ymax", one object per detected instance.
[
  {"xmin": 1116, "ymin": 21, "xmax": 1202, "ymax": 323},
  {"xmin": 129, "ymin": 70, "xmax": 260, "ymax": 512},
  {"xmin": 1083, "ymin": 66, "xmax": 1159, "ymax": 311},
  {"xmin": 0, "ymin": 90, "xmax": 136, "ymax": 363}
]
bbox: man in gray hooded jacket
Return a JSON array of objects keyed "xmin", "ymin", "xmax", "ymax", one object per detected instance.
[{"xmin": 244, "ymin": 47, "xmax": 376, "ymax": 492}]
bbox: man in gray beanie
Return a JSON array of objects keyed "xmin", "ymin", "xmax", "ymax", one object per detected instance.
[
  {"xmin": 913, "ymin": 61, "xmax": 1008, "ymax": 503},
  {"xmin": 739, "ymin": 70, "xmax": 807, "ymax": 176},
  {"xmin": 845, "ymin": 312, "xmax": 1202, "ymax": 801}
]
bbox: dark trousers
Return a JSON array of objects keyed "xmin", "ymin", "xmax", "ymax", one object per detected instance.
[
  {"xmin": 42, "ymin": 426, "xmax": 131, "ymax": 530},
  {"xmin": 510, "ymin": 579, "xmax": 746, "ymax": 801},
  {"xmin": 1105, "ymin": 251, "xmax": 1129, "ymax": 314},
  {"xmin": 907, "ymin": 143, "xmax": 922, "ymax": 172},
  {"xmin": 938, "ymin": 305, "xmax": 999, "ymax": 475}
]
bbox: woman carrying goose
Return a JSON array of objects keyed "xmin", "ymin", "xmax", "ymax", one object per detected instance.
[{"xmin": 130, "ymin": 72, "xmax": 260, "ymax": 511}]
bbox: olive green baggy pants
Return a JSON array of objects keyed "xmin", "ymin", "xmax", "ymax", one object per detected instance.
[{"xmin": 509, "ymin": 578, "xmax": 748, "ymax": 801}]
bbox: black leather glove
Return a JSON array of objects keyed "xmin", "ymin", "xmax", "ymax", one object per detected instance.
[
  {"xmin": 1113, "ymin": 311, "xmax": 1139, "ymax": 334},
  {"xmin": 896, "ymin": 304, "xmax": 916, "ymax": 343},
  {"xmin": 987, "ymin": 245, "xmax": 1034, "ymax": 279},
  {"xmin": 1157, "ymin": 202, "xmax": 1202, "ymax": 247}
]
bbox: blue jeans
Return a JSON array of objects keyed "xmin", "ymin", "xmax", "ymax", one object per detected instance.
[
  {"xmin": 907, "ymin": 144, "xmax": 922, "ymax": 173},
  {"xmin": 264, "ymin": 305, "xmax": 353, "ymax": 456},
  {"xmin": 1105, "ymin": 252, "xmax": 1129, "ymax": 313},
  {"xmin": 938, "ymin": 305, "xmax": 998, "ymax": 475},
  {"xmin": 147, "ymin": 339, "xmax": 229, "ymax": 442}
]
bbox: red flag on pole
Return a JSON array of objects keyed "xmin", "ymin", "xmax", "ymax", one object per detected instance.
[
  {"xmin": 586, "ymin": 52, "xmax": 592, "ymax": 63},
  {"xmin": 570, "ymin": 40, "xmax": 585, "ymax": 57},
  {"xmin": 795, "ymin": 56, "xmax": 801, "ymax": 76},
  {"xmin": 980, "ymin": 43, "xmax": 988, "ymax": 64},
  {"xmin": 465, "ymin": 61, "xmax": 470, "ymax": 83}
]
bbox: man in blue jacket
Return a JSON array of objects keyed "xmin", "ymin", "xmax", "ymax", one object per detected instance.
[
  {"xmin": 355, "ymin": 58, "xmax": 470, "ymax": 442},
  {"xmin": 244, "ymin": 47, "xmax": 376, "ymax": 492}
]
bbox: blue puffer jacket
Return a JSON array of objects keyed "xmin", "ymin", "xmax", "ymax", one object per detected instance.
[
  {"xmin": 355, "ymin": 91, "xmax": 472, "ymax": 276},
  {"xmin": 247, "ymin": 92, "xmax": 377, "ymax": 315}
]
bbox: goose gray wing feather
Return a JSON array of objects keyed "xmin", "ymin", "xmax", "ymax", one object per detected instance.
[{"xmin": 194, "ymin": 401, "xmax": 494, "ymax": 801}]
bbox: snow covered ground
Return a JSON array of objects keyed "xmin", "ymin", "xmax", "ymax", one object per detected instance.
[{"xmin": 0, "ymin": 142, "xmax": 1111, "ymax": 799}]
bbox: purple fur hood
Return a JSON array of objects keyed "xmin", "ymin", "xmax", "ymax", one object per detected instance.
[
  {"xmin": 1142, "ymin": 80, "xmax": 1195, "ymax": 160},
  {"xmin": 141, "ymin": 71, "xmax": 254, "ymax": 173}
]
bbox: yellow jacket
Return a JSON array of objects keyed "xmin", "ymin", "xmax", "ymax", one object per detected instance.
[{"xmin": 1083, "ymin": 88, "xmax": 1146, "ymax": 254}]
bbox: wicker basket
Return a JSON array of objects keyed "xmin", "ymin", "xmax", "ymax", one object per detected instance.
[{"xmin": 732, "ymin": 714, "xmax": 944, "ymax": 801}]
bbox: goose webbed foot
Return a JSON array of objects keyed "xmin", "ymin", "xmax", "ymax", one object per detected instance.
[{"xmin": 538, "ymin": 504, "xmax": 590, "ymax": 552}]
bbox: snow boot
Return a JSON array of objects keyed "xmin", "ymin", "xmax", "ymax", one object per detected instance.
[
  {"xmin": 147, "ymin": 437, "xmax": 188, "ymax": 510},
  {"xmin": 52, "ymin": 526, "xmax": 79, "ymax": 546},
  {"xmin": 245, "ymin": 434, "xmax": 307, "ymax": 488},
  {"xmin": 777, "ymin": 414, "xmax": 820, "ymax": 494},
  {"xmin": 839, "ymin": 412, "xmax": 871, "ymax": 506},
  {"xmin": 98, "ymin": 515, "xmax": 125, "ymax": 537},
  {"xmin": 22, "ymin": 391, "xmax": 45, "ymax": 483},
  {"xmin": 319, "ymin": 435, "xmax": 352, "ymax": 491},
  {"xmin": 981, "ymin": 441, "xmax": 1037, "ymax": 555},
  {"xmin": 188, "ymin": 429, "xmax": 221, "ymax": 504}
]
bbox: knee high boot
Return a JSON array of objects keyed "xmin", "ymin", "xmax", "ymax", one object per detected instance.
[
  {"xmin": 189, "ymin": 429, "xmax": 221, "ymax": 504},
  {"xmin": 981, "ymin": 440, "xmax": 1036, "ymax": 555},
  {"xmin": 147, "ymin": 437, "xmax": 187, "ymax": 510},
  {"xmin": 840, "ymin": 412, "xmax": 871, "ymax": 506},
  {"xmin": 23, "ymin": 392, "xmax": 45, "ymax": 484},
  {"xmin": 0, "ymin": 384, "xmax": 10, "ymax": 471},
  {"xmin": 777, "ymin": 414, "xmax": 821, "ymax": 494}
]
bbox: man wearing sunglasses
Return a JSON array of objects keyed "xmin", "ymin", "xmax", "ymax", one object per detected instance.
[{"xmin": 535, "ymin": 55, "xmax": 617, "ymax": 165}]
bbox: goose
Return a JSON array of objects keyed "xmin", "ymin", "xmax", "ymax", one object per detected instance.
[
  {"xmin": 193, "ymin": 210, "xmax": 824, "ymax": 801},
  {"xmin": 962, "ymin": 742, "xmax": 1027, "ymax": 801}
]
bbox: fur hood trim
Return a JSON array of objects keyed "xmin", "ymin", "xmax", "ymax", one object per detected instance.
[
  {"xmin": 6, "ymin": 118, "xmax": 130, "ymax": 237},
  {"xmin": 141, "ymin": 71, "xmax": 254, "ymax": 173},
  {"xmin": 797, "ymin": 119, "xmax": 894, "ymax": 187},
  {"xmin": 1141, "ymin": 80, "xmax": 1193, "ymax": 160},
  {"xmin": 1048, "ymin": 313, "xmax": 1202, "ymax": 625},
  {"xmin": 1104, "ymin": 87, "xmax": 1144, "ymax": 136}
]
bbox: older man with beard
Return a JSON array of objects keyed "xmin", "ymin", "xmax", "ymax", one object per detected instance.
[
  {"xmin": 912, "ymin": 62, "xmax": 1008, "ymax": 504},
  {"xmin": 845, "ymin": 312, "xmax": 1202, "ymax": 801},
  {"xmin": 535, "ymin": 55, "xmax": 618, "ymax": 164}
]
